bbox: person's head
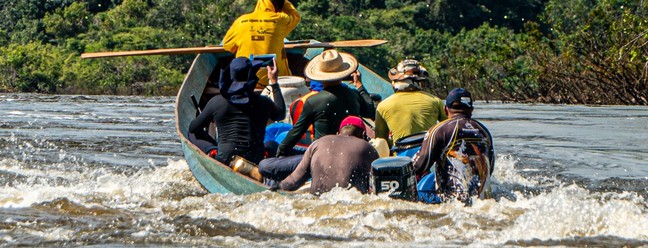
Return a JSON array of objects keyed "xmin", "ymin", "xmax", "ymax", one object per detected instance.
[
  {"xmin": 388, "ymin": 59, "xmax": 429, "ymax": 92},
  {"xmin": 338, "ymin": 116, "xmax": 367, "ymax": 139},
  {"xmin": 445, "ymin": 87, "xmax": 474, "ymax": 115},
  {"xmin": 304, "ymin": 49, "xmax": 358, "ymax": 86},
  {"xmin": 219, "ymin": 57, "xmax": 263, "ymax": 104},
  {"xmin": 270, "ymin": 0, "xmax": 285, "ymax": 11}
]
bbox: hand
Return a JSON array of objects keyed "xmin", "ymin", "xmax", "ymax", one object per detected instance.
[
  {"xmin": 276, "ymin": 148, "xmax": 287, "ymax": 157},
  {"xmin": 351, "ymin": 70, "xmax": 362, "ymax": 89},
  {"xmin": 268, "ymin": 183, "xmax": 280, "ymax": 191},
  {"xmin": 267, "ymin": 58, "xmax": 279, "ymax": 85}
]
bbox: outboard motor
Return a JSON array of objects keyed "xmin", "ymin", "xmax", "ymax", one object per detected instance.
[
  {"xmin": 370, "ymin": 156, "xmax": 417, "ymax": 201},
  {"xmin": 391, "ymin": 131, "xmax": 427, "ymax": 158}
]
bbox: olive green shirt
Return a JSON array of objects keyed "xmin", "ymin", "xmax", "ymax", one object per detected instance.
[{"xmin": 375, "ymin": 91, "xmax": 447, "ymax": 146}]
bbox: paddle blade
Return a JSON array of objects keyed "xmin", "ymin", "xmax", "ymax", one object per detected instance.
[{"xmin": 287, "ymin": 39, "xmax": 388, "ymax": 49}]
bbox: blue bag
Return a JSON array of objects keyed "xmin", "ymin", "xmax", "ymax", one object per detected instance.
[{"xmin": 417, "ymin": 172, "xmax": 441, "ymax": 204}]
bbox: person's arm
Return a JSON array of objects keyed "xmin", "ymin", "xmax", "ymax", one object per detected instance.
[
  {"xmin": 278, "ymin": 0, "xmax": 301, "ymax": 35},
  {"xmin": 478, "ymin": 120, "xmax": 495, "ymax": 175},
  {"xmin": 374, "ymin": 108, "xmax": 391, "ymax": 147},
  {"xmin": 352, "ymin": 70, "xmax": 376, "ymax": 119},
  {"xmin": 267, "ymin": 58, "xmax": 286, "ymax": 121},
  {"xmin": 411, "ymin": 127, "xmax": 438, "ymax": 178},
  {"xmin": 277, "ymin": 100, "xmax": 316, "ymax": 156},
  {"xmin": 188, "ymin": 100, "xmax": 216, "ymax": 133},
  {"xmin": 280, "ymin": 143, "xmax": 315, "ymax": 191}
]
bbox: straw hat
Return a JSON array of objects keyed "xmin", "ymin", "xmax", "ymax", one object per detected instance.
[{"xmin": 304, "ymin": 50, "xmax": 358, "ymax": 82}]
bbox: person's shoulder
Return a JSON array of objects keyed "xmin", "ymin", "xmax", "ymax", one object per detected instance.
[
  {"xmin": 233, "ymin": 12, "xmax": 253, "ymax": 22},
  {"xmin": 253, "ymin": 93, "xmax": 273, "ymax": 102},
  {"xmin": 376, "ymin": 94, "xmax": 400, "ymax": 109},
  {"xmin": 417, "ymin": 91, "xmax": 442, "ymax": 100},
  {"xmin": 306, "ymin": 89, "xmax": 333, "ymax": 102},
  {"xmin": 470, "ymin": 118, "xmax": 490, "ymax": 129},
  {"xmin": 206, "ymin": 95, "xmax": 227, "ymax": 105},
  {"xmin": 307, "ymin": 134, "xmax": 336, "ymax": 148}
]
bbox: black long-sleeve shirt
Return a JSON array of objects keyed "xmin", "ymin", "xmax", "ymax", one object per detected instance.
[
  {"xmin": 189, "ymin": 84, "xmax": 285, "ymax": 164},
  {"xmin": 277, "ymin": 83, "xmax": 375, "ymax": 155}
]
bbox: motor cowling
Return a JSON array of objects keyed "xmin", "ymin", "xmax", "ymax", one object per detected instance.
[{"xmin": 370, "ymin": 156, "xmax": 417, "ymax": 201}]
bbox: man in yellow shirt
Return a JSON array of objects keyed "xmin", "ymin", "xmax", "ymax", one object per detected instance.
[
  {"xmin": 222, "ymin": 0, "xmax": 301, "ymax": 88},
  {"xmin": 374, "ymin": 59, "xmax": 447, "ymax": 147}
]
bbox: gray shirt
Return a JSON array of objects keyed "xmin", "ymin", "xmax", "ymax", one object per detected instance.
[{"xmin": 280, "ymin": 134, "xmax": 379, "ymax": 195}]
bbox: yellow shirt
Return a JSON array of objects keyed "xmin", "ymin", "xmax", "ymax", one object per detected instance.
[
  {"xmin": 375, "ymin": 91, "xmax": 447, "ymax": 146},
  {"xmin": 222, "ymin": 0, "xmax": 301, "ymax": 87}
]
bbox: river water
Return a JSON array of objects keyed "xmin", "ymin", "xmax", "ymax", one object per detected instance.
[{"xmin": 1, "ymin": 93, "xmax": 647, "ymax": 247}]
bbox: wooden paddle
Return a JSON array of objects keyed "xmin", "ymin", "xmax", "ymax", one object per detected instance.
[{"xmin": 80, "ymin": 39, "xmax": 387, "ymax": 59}]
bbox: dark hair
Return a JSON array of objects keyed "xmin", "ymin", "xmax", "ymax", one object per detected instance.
[
  {"xmin": 271, "ymin": 0, "xmax": 284, "ymax": 11},
  {"xmin": 340, "ymin": 125, "xmax": 365, "ymax": 139}
]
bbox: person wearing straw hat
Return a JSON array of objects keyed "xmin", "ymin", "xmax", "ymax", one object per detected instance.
[
  {"xmin": 276, "ymin": 49, "xmax": 375, "ymax": 156},
  {"xmin": 258, "ymin": 49, "xmax": 375, "ymax": 182},
  {"xmin": 277, "ymin": 116, "xmax": 379, "ymax": 195}
]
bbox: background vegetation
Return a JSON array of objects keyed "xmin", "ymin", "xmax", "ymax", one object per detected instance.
[{"xmin": 0, "ymin": 0, "xmax": 646, "ymax": 104}]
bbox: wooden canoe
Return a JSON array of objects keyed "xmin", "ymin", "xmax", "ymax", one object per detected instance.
[{"xmin": 175, "ymin": 41, "xmax": 393, "ymax": 194}]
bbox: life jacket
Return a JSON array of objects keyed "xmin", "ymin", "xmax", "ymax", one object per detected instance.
[{"xmin": 289, "ymin": 91, "xmax": 318, "ymax": 141}]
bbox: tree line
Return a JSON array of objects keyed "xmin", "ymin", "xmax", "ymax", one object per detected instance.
[{"xmin": 0, "ymin": 0, "xmax": 646, "ymax": 105}]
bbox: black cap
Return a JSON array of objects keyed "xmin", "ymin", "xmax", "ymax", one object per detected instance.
[{"xmin": 445, "ymin": 88, "xmax": 473, "ymax": 109}]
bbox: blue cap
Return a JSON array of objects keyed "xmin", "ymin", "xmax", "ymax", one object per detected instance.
[{"xmin": 445, "ymin": 88, "xmax": 473, "ymax": 109}]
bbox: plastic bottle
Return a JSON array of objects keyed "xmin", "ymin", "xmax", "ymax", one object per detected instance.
[{"xmin": 231, "ymin": 156, "xmax": 263, "ymax": 182}]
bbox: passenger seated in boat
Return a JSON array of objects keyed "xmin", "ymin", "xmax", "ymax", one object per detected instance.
[
  {"xmin": 188, "ymin": 57, "xmax": 285, "ymax": 165},
  {"xmin": 258, "ymin": 50, "xmax": 375, "ymax": 182},
  {"xmin": 411, "ymin": 88, "xmax": 494, "ymax": 205},
  {"xmin": 277, "ymin": 116, "xmax": 379, "ymax": 195},
  {"xmin": 276, "ymin": 49, "xmax": 375, "ymax": 157},
  {"xmin": 374, "ymin": 59, "xmax": 447, "ymax": 147}
]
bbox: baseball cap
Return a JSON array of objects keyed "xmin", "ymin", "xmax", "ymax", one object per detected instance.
[
  {"xmin": 445, "ymin": 88, "xmax": 473, "ymax": 109},
  {"xmin": 339, "ymin": 116, "xmax": 366, "ymax": 132}
]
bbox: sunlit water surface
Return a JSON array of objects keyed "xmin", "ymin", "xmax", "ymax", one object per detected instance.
[{"xmin": 1, "ymin": 94, "xmax": 647, "ymax": 247}]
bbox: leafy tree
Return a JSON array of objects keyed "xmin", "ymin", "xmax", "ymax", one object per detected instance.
[
  {"xmin": 0, "ymin": 42, "xmax": 66, "ymax": 93},
  {"xmin": 44, "ymin": 2, "xmax": 92, "ymax": 43},
  {"xmin": 535, "ymin": 0, "xmax": 647, "ymax": 104}
]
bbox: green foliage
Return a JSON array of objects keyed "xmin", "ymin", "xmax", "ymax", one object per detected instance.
[
  {"xmin": 0, "ymin": 43, "xmax": 66, "ymax": 93},
  {"xmin": 534, "ymin": 0, "xmax": 648, "ymax": 104},
  {"xmin": 421, "ymin": 24, "xmax": 540, "ymax": 101},
  {"xmin": 1, "ymin": 0, "xmax": 645, "ymax": 105},
  {"xmin": 0, "ymin": 29, "xmax": 8, "ymax": 47},
  {"xmin": 44, "ymin": 2, "xmax": 91, "ymax": 43}
]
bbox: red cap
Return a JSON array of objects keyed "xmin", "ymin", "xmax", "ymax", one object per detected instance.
[{"xmin": 339, "ymin": 116, "xmax": 366, "ymax": 132}]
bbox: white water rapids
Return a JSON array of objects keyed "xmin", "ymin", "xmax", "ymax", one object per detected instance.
[{"xmin": 1, "ymin": 94, "xmax": 646, "ymax": 247}]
